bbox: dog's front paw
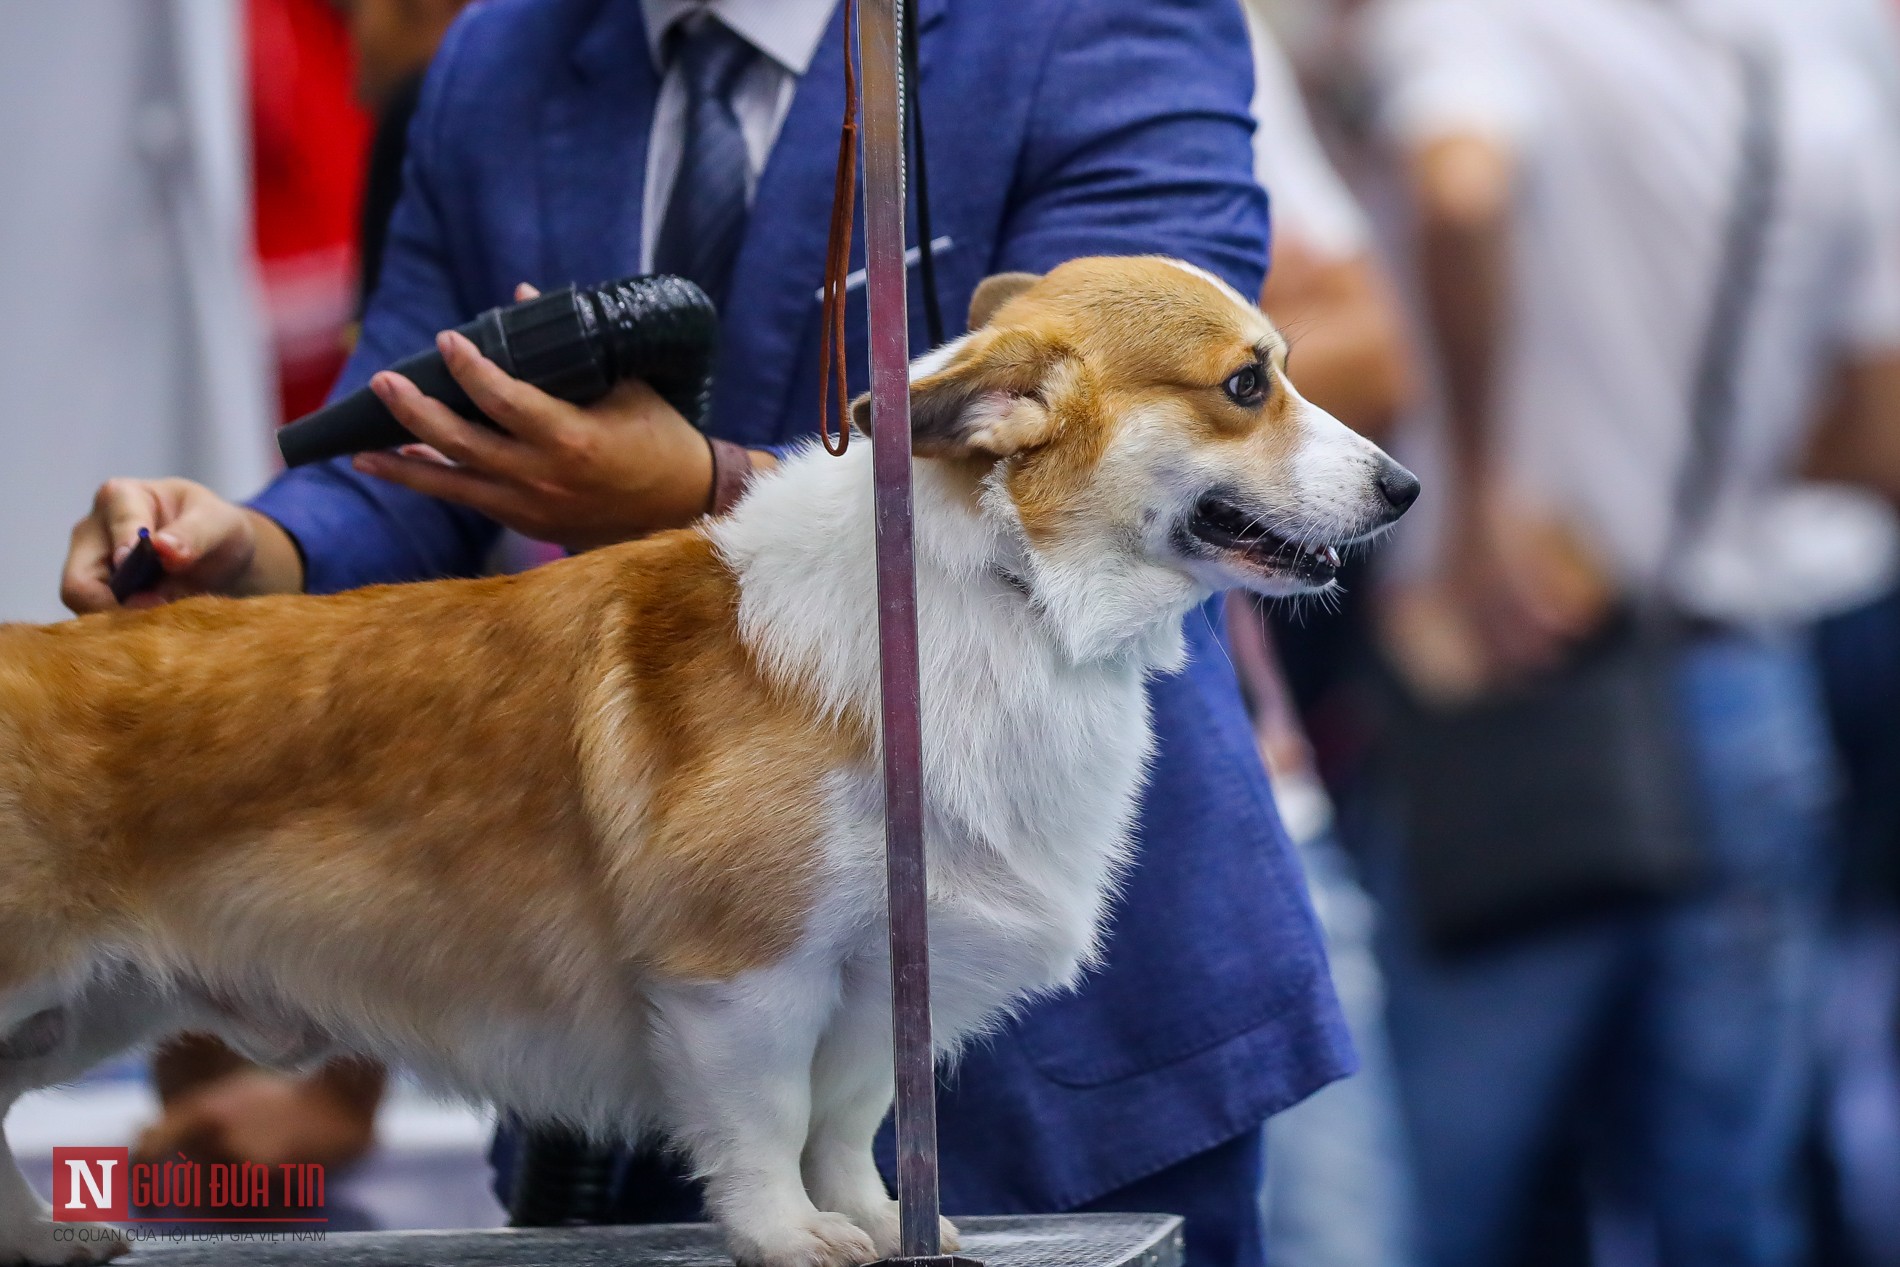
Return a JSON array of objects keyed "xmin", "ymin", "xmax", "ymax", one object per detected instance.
[
  {"xmin": 846, "ymin": 1197, "xmax": 901, "ymax": 1259},
  {"xmin": 728, "ymin": 1210, "xmax": 877, "ymax": 1267},
  {"xmin": 848, "ymin": 1199, "xmax": 960, "ymax": 1259},
  {"xmin": 0, "ymin": 1220, "xmax": 130, "ymax": 1267}
]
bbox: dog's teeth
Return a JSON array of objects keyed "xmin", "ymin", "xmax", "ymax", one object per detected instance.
[{"xmin": 1323, "ymin": 546, "xmax": 1341, "ymax": 567}]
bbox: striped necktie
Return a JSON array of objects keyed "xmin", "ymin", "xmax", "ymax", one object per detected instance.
[{"xmin": 652, "ymin": 16, "xmax": 758, "ymax": 309}]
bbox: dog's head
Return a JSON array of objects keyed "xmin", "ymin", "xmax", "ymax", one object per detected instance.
[{"xmin": 856, "ymin": 256, "xmax": 1418, "ymax": 662}]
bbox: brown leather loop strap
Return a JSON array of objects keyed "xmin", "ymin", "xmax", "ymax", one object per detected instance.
[{"xmin": 818, "ymin": 0, "xmax": 860, "ymax": 456}]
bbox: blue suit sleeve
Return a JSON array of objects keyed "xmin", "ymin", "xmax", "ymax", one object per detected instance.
[
  {"xmin": 993, "ymin": 0, "xmax": 1269, "ymax": 299},
  {"xmin": 247, "ymin": 13, "xmax": 501, "ymax": 595}
]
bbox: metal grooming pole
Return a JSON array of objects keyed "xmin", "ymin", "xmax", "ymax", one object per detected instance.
[{"xmin": 855, "ymin": 3, "xmax": 970, "ymax": 1265}]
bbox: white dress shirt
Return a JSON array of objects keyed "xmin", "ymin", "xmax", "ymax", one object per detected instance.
[
  {"xmin": 638, "ymin": 0, "xmax": 839, "ymax": 272},
  {"xmin": 1370, "ymin": 0, "xmax": 1900, "ymax": 625}
]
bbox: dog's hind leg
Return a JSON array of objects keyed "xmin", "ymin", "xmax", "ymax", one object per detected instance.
[
  {"xmin": 649, "ymin": 962, "xmax": 876, "ymax": 1267},
  {"xmin": 0, "ymin": 1078, "xmax": 129, "ymax": 1267},
  {"xmin": 0, "ymin": 1010, "xmax": 131, "ymax": 1267},
  {"xmin": 0, "ymin": 975, "xmax": 174, "ymax": 1267}
]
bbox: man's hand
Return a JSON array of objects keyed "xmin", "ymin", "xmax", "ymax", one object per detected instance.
[
  {"xmin": 1379, "ymin": 488, "xmax": 1612, "ymax": 704},
  {"xmin": 1442, "ymin": 482, "xmax": 1613, "ymax": 682},
  {"xmin": 61, "ymin": 479, "xmax": 305, "ymax": 615},
  {"xmin": 351, "ymin": 283, "xmax": 720, "ymax": 550}
]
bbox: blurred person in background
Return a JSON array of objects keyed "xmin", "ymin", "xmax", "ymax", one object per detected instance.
[
  {"xmin": 1362, "ymin": 0, "xmax": 1900, "ymax": 1264},
  {"xmin": 251, "ymin": 0, "xmax": 372, "ymax": 422},
  {"xmin": 0, "ymin": 0, "xmax": 274, "ymax": 626},
  {"xmin": 1230, "ymin": 5, "xmax": 1421, "ymax": 1267},
  {"xmin": 1788, "ymin": 5, "xmax": 1900, "ymax": 1264}
]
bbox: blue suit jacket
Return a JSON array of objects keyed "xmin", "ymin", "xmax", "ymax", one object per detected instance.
[{"xmin": 251, "ymin": 0, "xmax": 1352, "ymax": 1214}]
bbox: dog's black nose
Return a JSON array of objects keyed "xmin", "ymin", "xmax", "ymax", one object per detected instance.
[{"xmin": 1377, "ymin": 461, "xmax": 1421, "ymax": 518}]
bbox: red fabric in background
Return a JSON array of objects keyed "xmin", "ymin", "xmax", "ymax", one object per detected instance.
[{"xmin": 249, "ymin": 0, "xmax": 370, "ymax": 425}]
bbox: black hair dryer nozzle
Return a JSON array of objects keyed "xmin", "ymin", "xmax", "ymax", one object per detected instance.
[{"xmin": 276, "ymin": 274, "xmax": 719, "ymax": 468}]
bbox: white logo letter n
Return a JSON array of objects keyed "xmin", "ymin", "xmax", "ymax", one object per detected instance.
[{"xmin": 63, "ymin": 1160, "xmax": 114, "ymax": 1211}]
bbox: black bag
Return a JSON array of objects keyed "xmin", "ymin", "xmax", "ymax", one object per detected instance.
[
  {"xmin": 1385, "ymin": 614, "xmax": 1704, "ymax": 953},
  {"xmin": 1387, "ymin": 45, "xmax": 1779, "ymax": 955}
]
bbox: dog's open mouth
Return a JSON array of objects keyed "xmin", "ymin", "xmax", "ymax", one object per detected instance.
[{"xmin": 1186, "ymin": 494, "xmax": 1342, "ymax": 586}]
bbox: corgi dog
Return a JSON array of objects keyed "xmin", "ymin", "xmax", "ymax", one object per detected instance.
[{"xmin": 0, "ymin": 257, "xmax": 1415, "ymax": 1267}]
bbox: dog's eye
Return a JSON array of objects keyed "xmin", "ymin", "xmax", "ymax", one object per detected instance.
[{"xmin": 1223, "ymin": 365, "xmax": 1267, "ymax": 407}]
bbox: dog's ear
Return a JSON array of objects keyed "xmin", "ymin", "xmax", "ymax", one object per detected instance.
[
  {"xmin": 969, "ymin": 272, "xmax": 1042, "ymax": 329},
  {"xmin": 848, "ymin": 327, "xmax": 1072, "ymax": 459}
]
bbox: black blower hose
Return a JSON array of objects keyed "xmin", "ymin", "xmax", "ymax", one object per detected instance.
[{"xmin": 277, "ymin": 274, "xmax": 719, "ymax": 468}]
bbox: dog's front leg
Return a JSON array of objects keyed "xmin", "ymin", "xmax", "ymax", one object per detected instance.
[
  {"xmin": 649, "ymin": 969, "xmax": 876, "ymax": 1267},
  {"xmin": 801, "ymin": 968, "xmax": 959, "ymax": 1258}
]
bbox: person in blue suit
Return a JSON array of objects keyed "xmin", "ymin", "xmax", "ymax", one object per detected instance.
[{"xmin": 62, "ymin": 2, "xmax": 1354, "ymax": 1264}]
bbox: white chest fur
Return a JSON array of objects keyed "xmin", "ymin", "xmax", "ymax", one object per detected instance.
[{"xmin": 711, "ymin": 445, "xmax": 1161, "ymax": 1033}]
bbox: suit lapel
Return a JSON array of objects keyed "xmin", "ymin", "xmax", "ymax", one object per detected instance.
[
  {"xmin": 710, "ymin": 0, "xmax": 947, "ymax": 446},
  {"xmin": 539, "ymin": 0, "xmax": 657, "ymax": 289}
]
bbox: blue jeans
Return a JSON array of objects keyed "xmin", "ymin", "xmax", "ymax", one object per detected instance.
[
  {"xmin": 1263, "ymin": 833, "xmax": 1417, "ymax": 1267},
  {"xmin": 1375, "ymin": 633, "xmax": 1834, "ymax": 1267}
]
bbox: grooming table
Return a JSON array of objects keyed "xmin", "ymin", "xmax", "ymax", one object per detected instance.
[{"xmin": 123, "ymin": 1214, "xmax": 1184, "ymax": 1267}]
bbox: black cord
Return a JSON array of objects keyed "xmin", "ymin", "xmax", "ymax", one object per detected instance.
[{"xmin": 902, "ymin": 0, "xmax": 945, "ymax": 347}]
